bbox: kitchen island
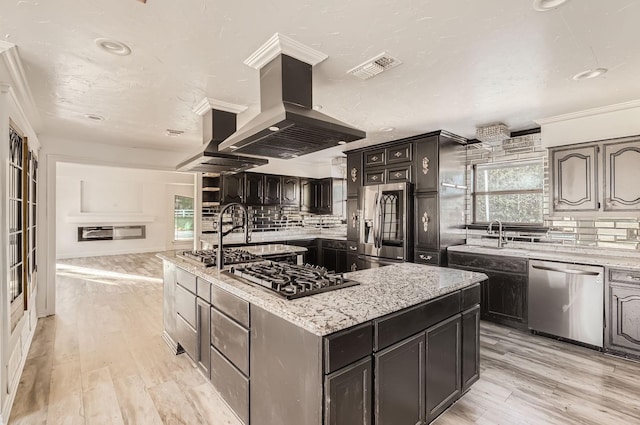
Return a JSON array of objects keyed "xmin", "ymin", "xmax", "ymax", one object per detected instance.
[{"xmin": 159, "ymin": 249, "xmax": 487, "ymax": 425}]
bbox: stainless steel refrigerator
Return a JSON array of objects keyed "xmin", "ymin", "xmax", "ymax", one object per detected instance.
[{"xmin": 358, "ymin": 182, "xmax": 413, "ymax": 267}]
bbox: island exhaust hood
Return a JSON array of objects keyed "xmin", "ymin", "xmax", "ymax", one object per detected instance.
[
  {"xmin": 218, "ymin": 54, "xmax": 366, "ymax": 158},
  {"xmin": 177, "ymin": 108, "xmax": 268, "ymax": 174}
]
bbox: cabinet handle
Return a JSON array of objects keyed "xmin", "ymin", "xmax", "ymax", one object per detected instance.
[
  {"xmin": 351, "ymin": 263, "xmax": 358, "ymax": 272},
  {"xmin": 422, "ymin": 157, "xmax": 430, "ymax": 175},
  {"xmin": 351, "ymin": 212, "xmax": 357, "ymax": 228},
  {"xmin": 394, "ymin": 172, "xmax": 403, "ymax": 178},
  {"xmin": 371, "ymin": 175, "xmax": 379, "ymax": 181},
  {"xmin": 419, "ymin": 254, "xmax": 432, "ymax": 260},
  {"xmin": 349, "ymin": 246, "xmax": 357, "ymax": 251},
  {"xmin": 421, "ymin": 212, "xmax": 429, "ymax": 233},
  {"xmin": 394, "ymin": 151, "xmax": 402, "ymax": 158},
  {"xmin": 350, "ymin": 167, "xmax": 358, "ymax": 183},
  {"xmin": 372, "ymin": 155, "xmax": 379, "ymax": 161},
  {"xmin": 627, "ymin": 275, "xmax": 640, "ymax": 281}
]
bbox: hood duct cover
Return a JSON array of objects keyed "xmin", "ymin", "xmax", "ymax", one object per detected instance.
[
  {"xmin": 177, "ymin": 108, "xmax": 268, "ymax": 174},
  {"xmin": 218, "ymin": 54, "xmax": 366, "ymax": 158}
]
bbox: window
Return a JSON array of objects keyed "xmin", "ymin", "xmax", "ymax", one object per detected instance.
[
  {"xmin": 174, "ymin": 195, "xmax": 194, "ymax": 241},
  {"xmin": 473, "ymin": 159, "xmax": 544, "ymax": 224}
]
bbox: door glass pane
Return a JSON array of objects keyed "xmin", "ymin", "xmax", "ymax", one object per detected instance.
[
  {"xmin": 381, "ymin": 191, "xmax": 403, "ymax": 246},
  {"xmin": 174, "ymin": 195, "xmax": 194, "ymax": 241}
]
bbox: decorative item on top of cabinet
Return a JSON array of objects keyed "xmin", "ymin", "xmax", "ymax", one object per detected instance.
[
  {"xmin": 347, "ymin": 152, "xmax": 362, "ymax": 197},
  {"xmin": 551, "ymin": 144, "xmax": 599, "ymax": 212},
  {"xmin": 605, "ymin": 267, "xmax": 640, "ymax": 358},
  {"xmin": 603, "ymin": 139, "xmax": 640, "ymax": 211}
]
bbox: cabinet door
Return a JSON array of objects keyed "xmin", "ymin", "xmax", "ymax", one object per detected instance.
[
  {"xmin": 461, "ymin": 305, "xmax": 480, "ymax": 392},
  {"xmin": 325, "ymin": 357, "xmax": 372, "ymax": 425},
  {"xmin": 245, "ymin": 173, "xmax": 263, "ymax": 205},
  {"xmin": 346, "ymin": 198, "xmax": 359, "ymax": 242},
  {"xmin": 300, "ymin": 178, "xmax": 317, "ymax": 212},
  {"xmin": 322, "ymin": 248, "xmax": 337, "ymax": 272},
  {"xmin": 263, "ymin": 174, "xmax": 281, "ymax": 205},
  {"xmin": 415, "ymin": 193, "xmax": 439, "ymax": 250},
  {"xmin": 551, "ymin": 145, "xmax": 599, "ymax": 212},
  {"xmin": 336, "ymin": 249, "xmax": 348, "ymax": 273},
  {"xmin": 196, "ymin": 298, "xmax": 211, "ymax": 378},
  {"xmin": 386, "ymin": 143, "xmax": 412, "ymax": 164},
  {"xmin": 415, "ymin": 136, "xmax": 439, "ymax": 192},
  {"xmin": 318, "ymin": 178, "xmax": 333, "ymax": 214},
  {"xmin": 347, "ymin": 253, "xmax": 359, "ymax": 272},
  {"xmin": 281, "ymin": 176, "xmax": 299, "ymax": 206},
  {"xmin": 347, "ymin": 152, "xmax": 362, "ymax": 198},
  {"xmin": 222, "ymin": 173, "xmax": 245, "ymax": 204},
  {"xmin": 426, "ymin": 314, "xmax": 461, "ymax": 422},
  {"xmin": 364, "ymin": 149, "xmax": 385, "ymax": 168},
  {"xmin": 608, "ymin": 284, "xmax": 640, "ymax": 354},
  {"xmin": 604, "ymin": 139, "xmax": 640, "ymax": 211},
  {"xmin": 484, "ymin": 271, "xmax": 528, "ymax": 324},
  {"xmin": 374, "ymin": 332, "xmax": 425, "ymax": 425}
]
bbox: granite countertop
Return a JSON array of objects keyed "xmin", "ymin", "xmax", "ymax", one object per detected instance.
[
  {"xmin": 448, "ymin": 244, "xmax": 640, "ymax": 270},
  {"xmin": 201, "ymin": 230, "xmax": 347, "ymax": 248},
  {"xmin": 158, "ymin": 251, "xmax": 487, "ymax": 336},
  {"xmin": 242, "ymin": 244, "xmax": 307, "ymax": 255}
]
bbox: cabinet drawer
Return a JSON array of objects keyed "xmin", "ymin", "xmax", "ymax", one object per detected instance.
[
  {"xmin": 211, "ymin": 307, "xmax": 249, "ymax": 375},
  {"xmin": 609, "ymin": 268, "xmax": 640, "ymax": 285},
  {"xmin": 386, "ymin": 143, "xmax": 412, "ymax": 164},
  {"xmin": 364, "ymin": 150, "xmax": 385, "ymax": 167},
  {"xmin": 176, "ymin": 313, "xmax": 197, "ymax": 361},
  {"xmin": 324, "ymin": 322, "xmax": 373, "ymax": 374},
  {"xmin": 374, "ymin": 291, "xmax": 461, "ymax": 351},
  {"xmin": 211, "ymin": 286, "xmax": 250, "ymax": 328},
  {"xmin": 197, "ymin": 278, "xmax": 211, "ymax": 303},
  {"xmin": 176, "ymin": 267, "xmax": 197, "ymax": 294},
  {"xmin": 210, "ymin": 346, "xmax": 249, "ymax": 425},
  {"xmin": 364, "ymin": 169, "xmax": 385, "ymax": 185},
  {"xmin": 386, "ymin": 165, "xmax": 411, "ymax": 183},
  {"xmin": 175, "ymin": 284, "xmax": 196, "ymax": 328},
  {"xmin": 447, "ymin": 252, "xmax": 527, "ymax": 274},
  {"xmin": 462, "ymin": 284, "xmax": 481, "ymax": 310},
  {"xmin": 415, "ymin": 250, "xmax": 440, "ymax": 265}
]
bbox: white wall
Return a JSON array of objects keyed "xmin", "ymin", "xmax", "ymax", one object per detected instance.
[{"xmin": 55, "ymin": 163, "xmax": 194, "ymax": 259}]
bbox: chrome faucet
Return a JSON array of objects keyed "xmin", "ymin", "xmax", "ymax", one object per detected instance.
[
  {"xmin": 217, "ymin": 203, "xmax": 251, "ymax": 270},
  {"xmin": 487, "ymin": 219, "xmax": 506, "ymax": 248}
]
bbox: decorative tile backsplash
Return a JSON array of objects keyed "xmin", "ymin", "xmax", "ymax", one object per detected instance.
[{"xmin": 465, "ymin": 134, "xmax": 640, "ymax": 251}]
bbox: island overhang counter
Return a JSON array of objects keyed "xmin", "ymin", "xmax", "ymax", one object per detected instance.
[{"xmin": 158, "ymin": 250, "xmax": 487, "ymax": 425}]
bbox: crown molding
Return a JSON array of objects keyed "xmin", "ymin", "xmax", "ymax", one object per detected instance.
[
  {"xmin": 244, "ymin": 33, "xmax": 328, "ymax": 70},
  {"xmin": 192, "ymin": 97, "xmax": 248, "ymax": 116},
  {"xmin": 536, "ymin": 99, "xmax": 640, "ymax": 125},
  {"xmin": 0, "ymin": 41, "xmax": 41, "ymax": 130}
]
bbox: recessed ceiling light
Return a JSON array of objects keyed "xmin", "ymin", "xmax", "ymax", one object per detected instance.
[
  {"xmin": 572, "ymin": 68, "xmax": 608, "ymax": 81},
  {"xmin": 338, "ymin": 141, "xmax": 347, "ymax": 145},
  {"xmin": 228, "ymin": 145, "xmax": 239, "ymax": 150},
  {"xmin": 83, "ymin": 113, "xmax": 104, "ymax": 121},
  {"xmin": 532, "ymin": 0, "xmax": 569, "ymax": 12},
  {"xmin": 380, "ymin": 127, "xmax": 395, "ymax": 132},
  {"xmin": 268, "ymin": 126, "xmax": 280, "ymax": 131},
  {"xmin": 95, "ymin": 38, "xmax": 132, "ymax": 56},
  {"xmin": 166, "ymin": 129, "xmax": 184, "ymax": 137}
]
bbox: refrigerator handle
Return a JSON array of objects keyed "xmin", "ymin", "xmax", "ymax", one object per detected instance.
[
  {"xmin": 376, "ymin": 192, "xmax": 384, "ymax": 249},
  {"xmin": 372, "ymin": 192, "xmax": 381, "ymax": 248}
]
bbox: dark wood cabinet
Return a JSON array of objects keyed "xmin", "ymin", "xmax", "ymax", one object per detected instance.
[
  {"xmin": 347, "ymin": 252, "xmax": 359, "ymax": 272},
  {"xmin": 300, "ymin": 178, "xmax": 316, "ymax": 212},
  {"xmin": 364, "ymin": 149, "xmax": 385, "ymax": 167},
  {"xmin": 448, "ymin": 251, "xmax": 529, "ymax": 329},
  {"xmin": 364, "ymin": 168, "xmax": 385, "ymax": 186},
  {"xmin": 551, "ymin": 145, "xmax": 599, "ymax": 212},
  {"xmin": 318, "ymin": 178, "xmax": 333, "ymax": 214},
  {"xmin": 347, "ymin": 152, "xmax": 362, "ymax": 197},
  {"xmin": 414, "ymin": 136, "xmax": 439, "ymax": 192},
  {"xmin": 281, "ymin": 176, "xmax": 299, "ymax": 206},
  {"xmin": 426, "ymin": 314, "xmax": 461, "ymax": 422},
  {"xmin": 263, "ymin": 174, "xmax": 281, "ymax": 205},
  {"xmin": 346, "ymin": 198, "xmax": 358, "ymax": 241},
  {"xmin": 461, "ymin": 305, "xmax": 480, "ymax": 392},
  {"xmin": 319, "ymin": 239, "xmax": 348, "ymax": 273},
  {"xmin": 244, "ymin": 172, "xmax": 263, "ymax": 205},
  {"xmin": 222, "ymin": 173, "xmax": 245, "ymax": 204},
  {"xmin": 325, "ymin": 357, "xmax": 372, "ymax": 425},
  {"xmin": 415, "ymin": 193, "xmax": 439, "ymax": 250},
  {"xmin": 386, "ymin": 143, "xmax": 412, "ymax": 164},
  {"xmin": 374, "ymin": 332, "xmax": 426, "ymax": 425}
]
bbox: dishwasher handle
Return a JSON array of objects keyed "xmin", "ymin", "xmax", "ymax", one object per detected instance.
[{"xmin": 531, "ymin": 264, "xmax": 601, "ymax": 276}]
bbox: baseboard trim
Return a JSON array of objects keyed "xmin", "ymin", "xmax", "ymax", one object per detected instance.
[{"xmin": 162, "ymin": 331, "xmax": 183, "ymax": 355}]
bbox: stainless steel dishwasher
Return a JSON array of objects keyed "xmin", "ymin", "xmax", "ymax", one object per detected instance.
[{"xmin": 528, "ymin": 260, "xmax": 604, "ymax": 348}]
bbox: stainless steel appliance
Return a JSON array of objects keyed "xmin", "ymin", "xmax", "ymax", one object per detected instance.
[
  {"xmin": 358, "ymin": 182, "xmax": 412, "ymax": 263},
  {"xmin": 529, "ymin": 260, "xmax": 604, "ymax": 348},
  {"xmin": 229, "ymin": 262, "xmax": 358, "ymax": 299}
]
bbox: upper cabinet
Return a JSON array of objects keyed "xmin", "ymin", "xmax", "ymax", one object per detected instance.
[
  {"xmin": 550, "ymin": 136, "xmax": 640, "ymax": 215},
  {"xmin": 263, "ymin": 174, "xmax": 281, "ymax": 205},
  {"xmin": 346, "ymin": 152, "xmax": 362, "ymax": 198},
  {"xmin": 281, "ymin": 176, "xmax": 299, "ymax": 206},
  {"xmin": 414, "ymin": 136, "xmax": 439, "ymax": 192},
  {"xmin": 244, "ymin": 173, "xmax": 263, "ymax": 205},
  {"xmin": 551, "ymin": 145, "xmax": 599, "ymax": 212},
  {"xmin": 222, "ymin": 173, "xmax": 246, "ymax": 204}
]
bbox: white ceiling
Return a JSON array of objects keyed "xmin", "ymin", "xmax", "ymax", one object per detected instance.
[{"xmin": 2, "ymin": 0, "xmax": 640, "ymax": 166}]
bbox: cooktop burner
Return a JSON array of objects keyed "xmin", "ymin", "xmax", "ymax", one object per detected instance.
[
  {"xmin": 229, "ymin": 262, "xmax": 359, "ymax": 300},
  {"xmin": 180, "ymin": 249, "xmax": 261, "ymax": 267}
]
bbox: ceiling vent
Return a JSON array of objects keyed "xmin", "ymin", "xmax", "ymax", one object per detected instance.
[
  {"xmin": 475, "ymin": 123, "xmax": 511, "ymax": 145},
  {"xmin": 347, "ymin": 52, "xmax": 402, "ymax": 80}
]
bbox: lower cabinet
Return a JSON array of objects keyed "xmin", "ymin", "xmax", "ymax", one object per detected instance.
[
  {"xmin": 606, "ymin": 268, "xmax": 640, "ymax": 357},
  {"xmin": 426, "ymin": 314, "xmax": 461, "ymax": 422},
  {"xmin": 196, "ymin": 297, "xmax": 211, "ymax": 377},
  {"xmin": 211, "ymin": 346, "xmax": 250, "ymax": 425},
  {"xmin": 375, "ymin": 333, "xmax": 425, "ymax": 425},
  {"xmin": 461, "ymin": 305, "xmax": 480, "ymax": 392},
  {"xmin": 325, "ymin": 357, "xmax": 372, "ymax": 425}
]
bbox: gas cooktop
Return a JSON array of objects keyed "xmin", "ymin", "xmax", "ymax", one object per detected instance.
[
  {"xmin": 180, "ymin": 249, "xmax": 261, "ymax": 267},
  {"xmin": 229, "ymin": 262, "xmax": 359, "ymax": 300}
]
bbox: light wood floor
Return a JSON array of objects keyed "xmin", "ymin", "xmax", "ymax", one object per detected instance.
[{"xmin": 9, "ymin": 253, "xmax": 640, "ymax": 424}]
